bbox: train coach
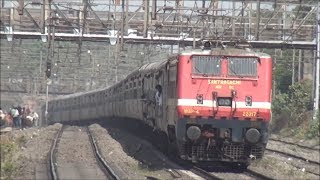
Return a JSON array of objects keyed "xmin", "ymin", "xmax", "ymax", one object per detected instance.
[{"xmin": 45, "ymin": 43, "xmax": 272, "ymax": 168}]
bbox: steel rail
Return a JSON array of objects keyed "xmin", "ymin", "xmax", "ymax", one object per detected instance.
[
  {"xmin": 245, "ymin": 169, "xmax": 274, "ymax": 180},
  {"xmin": 49, "ymin": 125, "xmax": 64, "ymax": 180},
  {"xmin": 86, "ymin": 126, "xmax": 120, "ymax": 180},
  {"xmin": 266, "ymin": 148, "xmax": 320, "ymax": 166},
  {"xmin": 192, "ymin": 165, "xmax": 275, "ymax": 180},
  {"xmin": 190, "ymin": 166, "xmax": 222, "ymax": 180}
]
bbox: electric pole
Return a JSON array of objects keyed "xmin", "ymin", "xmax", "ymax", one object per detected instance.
[{"xmin": 314, "ymin": 1, "xmax": 320, "ymax": 120}]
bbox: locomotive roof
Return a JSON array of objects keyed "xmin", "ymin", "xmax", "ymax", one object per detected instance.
[
  {"xmin": 126, "ymin": 48, "xmax": 271, "ymax": 80},
  {"xmin": 180, "ymin": 48, "xmax": 271, "ymax": 58}
]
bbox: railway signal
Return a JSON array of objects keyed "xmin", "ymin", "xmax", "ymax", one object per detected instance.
[{"xmin": 46, "ymin": 62, "xmax": 52, "ymax": 78}]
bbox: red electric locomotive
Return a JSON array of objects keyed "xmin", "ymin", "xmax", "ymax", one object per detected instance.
[{"xmin": 173, "ymin": 44, "xmax": 272, "ymax": 166}]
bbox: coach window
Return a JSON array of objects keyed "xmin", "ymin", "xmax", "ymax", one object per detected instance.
[{"xmin": 227, "ymin": 57, "xmax": 258, "ymax": 77}]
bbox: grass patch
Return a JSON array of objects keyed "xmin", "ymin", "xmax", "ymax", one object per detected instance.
[
  {"xmin": 15, "ymin": 135, "xmax": 27, "ymax": 147},
  {"xmin": 0, "ymin": 135, "xmax": 18, "ymax": 180}
]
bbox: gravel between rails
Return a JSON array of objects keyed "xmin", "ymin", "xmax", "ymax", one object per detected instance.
[{"xmin": 55, "ymin": 125, "xmax": 107, "ymax": 180}]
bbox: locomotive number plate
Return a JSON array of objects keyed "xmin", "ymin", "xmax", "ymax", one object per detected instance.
[
  {"xmin": 184, "ymin": 109, "xmax": 199, "ymax": 114},
  {"xmin": 242, "ymin": 111, "xmax": 256, "ymax": 117}
]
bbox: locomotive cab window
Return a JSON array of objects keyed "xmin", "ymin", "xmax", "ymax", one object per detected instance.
[
  {"xmin": 192, "ymin": 56, "xmax": 221, "ymax": 76},
  {"xmin": 227, "ymin": 57, "xmax": 258, "ymax": 77}
]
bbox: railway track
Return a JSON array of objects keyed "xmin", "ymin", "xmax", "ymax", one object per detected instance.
[
  {"xmin": 265, "ymin": 148, "xmax": 320, "ymax": 176},
  {"xmin": 48, "ymin": 125, "xmax": 119, "ymax": 180},
  {"xmin": 265, "ymin": 148, "xmax": 320, "ymax": 166},
  {"xmin": 190, "ymin": 164, "xmax": 275, "ymax": 180},
  {"xmin": 170, "ymin": 155, "xmax": 273, "ymax": 180},
  {"xmin": 269, "ymin": 138, "xmax": 319, "ymax": 151},
  {"xmin": 266, "ymin": 137, "xmax": 320, "ymax": 176},
  {"xmin": 87, "ymin": 126, "xmax": 120, "ymax": 180}
]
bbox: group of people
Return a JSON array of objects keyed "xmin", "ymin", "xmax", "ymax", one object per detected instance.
[{"xmin": 0, "ymin": 106, "xmax": 39, "ymax": 129}]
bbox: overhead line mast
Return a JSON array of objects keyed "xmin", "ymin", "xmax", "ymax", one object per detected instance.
[{"xmin": 314, "ymin": 1, "xmax": 320, "ymax": 120}]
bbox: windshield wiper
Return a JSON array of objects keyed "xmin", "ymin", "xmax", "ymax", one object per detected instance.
[
  {"xmin": 194, "ymin": 66, "xmax": 208, "ymax": 77},
  {"xmin": 228, "ymin": 66, "xmax": 244, "ymax": 78}
]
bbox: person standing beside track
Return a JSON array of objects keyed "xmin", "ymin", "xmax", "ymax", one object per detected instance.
[{"xmin": 11, "ymin": 106, "xmax": 20, "ymax": 128}]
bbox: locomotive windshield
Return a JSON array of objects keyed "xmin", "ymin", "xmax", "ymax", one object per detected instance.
[
  {"xmin": 192, "ymin": 56, "xmax": 221, "ymax": 76},
  {"xmin": 227, "ymin": 57, "xmax": 258, "ymax": 77}
]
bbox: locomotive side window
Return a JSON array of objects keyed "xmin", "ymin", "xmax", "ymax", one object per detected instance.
[
  {"xmin": 192, "ymin": 56, "xmax": 221, "ymax": 76},
  {"xmin": 227, "ymin": 57, "xmax": 258, "ymax": 77}
]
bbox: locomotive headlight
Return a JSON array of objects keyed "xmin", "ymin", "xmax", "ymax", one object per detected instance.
[
  {"xmin": 245, "ymin": 128, "xmax": 261, "ymax": 144},
  {"xmin": 245, "ymin": 96, "xmax": 252, "ymax": 106},
  {"xmin": 196, "ymin": 94, "xmax": 203, "ymax": 104},
  {"xmin": 187, "ymin": 126, "xmax": 201, "ymax": 140},
  {"xmin": 217, "ymin": 97, "xmax": 232, "ymax": 106}
]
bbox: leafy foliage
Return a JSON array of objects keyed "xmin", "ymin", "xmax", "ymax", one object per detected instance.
[
  {"xmin": 271, "ymin": 80, "xmax": 314, "ymax": 136},
  {"xmin": 306, "ymin": 111, "xmax": 320, "ymax": 138},
  {"xmin": 273, "ymin": 64, "xmax": 292, "ymax": 93}
]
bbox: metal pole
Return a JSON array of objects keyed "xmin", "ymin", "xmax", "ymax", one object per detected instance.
[
  {"xmin": 115, "ymin": 40, "xmax": 118, "ymax": 82},
  {"xmin": 282, "ymin": 3, "xmax": 287, "ymax": 41},
  {"xmin": 314, "ymin": 2, "xmax": 320, "ymax": 120},
  {"xmin": 89, "ymin": 51, "xmax": 93, "ymax": 89},
  {"xmin": 120, "ymin": 0, "xmax": 124, "ymax": 50},
  {"xmin": 42, "ymin": 0, "xmax": 45, "ymax": 34},
  {"xmin": 232, "ymin": 1, "xmax": 235, "ymax": 37},
  {"xmin": 45, "ymin": 83, "xmax": 49, "ymax": 125},
  {"xmin": 107, "ymin": 45, "xmax": 110, "ymax": 86},
  {"xmin": 143, "ymin": 0, "xmax": 149, "ymax": 38},
  {"xmin": 45, "ymin": 0, "xmax": 51, "ymax": 126},
  {"xmin": 298, "ymin": 49, "xmax": 302, "ymax": 81},
  {"xmin": 35, "ymin": 47, "xmax": 43, "ymax": 95},
  {"xmin": 292, "ymin": 49, "xmax": 295, "ymax": 85},
  {"xmin": 255, "ymin": 0, "xmax": 261, "ymax": 40}
]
